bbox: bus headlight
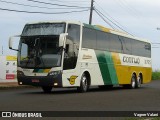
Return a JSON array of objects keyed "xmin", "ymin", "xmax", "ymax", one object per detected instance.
[
  {"xmin": 48, "ymin": 71, "xmax": 60, "ymax": 76},
  {"xmin": 17, "ymin": 70, "xmax": 25, "ymax": 76}
]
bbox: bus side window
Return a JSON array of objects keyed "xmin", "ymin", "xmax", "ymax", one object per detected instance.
[
  {"xmin": 63, "ymin": 24, "xmax": 80, "ymax": 70},
  {"xmin": 63, "ymin": 39, "xmax": 75, "ymax": 70},
  {"xmin": 121, "ymin": 37, "xmax": 132, "ymax": 55}
]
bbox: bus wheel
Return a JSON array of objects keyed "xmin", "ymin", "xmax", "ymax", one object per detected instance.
[
  {"xmin": 136, "ymin": 76, "xmax": 142, "ymax": 88},
  {"xmin": 130, "ymin": 74, "xmax": 136, "ymax": 89},
  {"xmin": 42, "ymin": 86, "xmax": 52, "ymax": 93},
  {"xmin": 77, "ymin": 73, "xmax": 88, "ymax": 93}
]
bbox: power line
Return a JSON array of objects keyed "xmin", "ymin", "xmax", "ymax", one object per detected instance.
[
  {"xmin": 0, "ymin": 8, "xmax": 89, "ymax": 14},
  {"xmin": 0, "ymin": 0, "xmax": 87, "ymax": 9},
  {"xmin": 49, "ymin": 0, "xmax": 89, "ymax": 2},
  {"xmin": 114, "ymin": 0, "xmax": 140, "ymax": 19},
  {"xmin": 26, "ymin": 0, "xmax": 89, "ymax": 8},
  {"xmin": 122, "ymin": 0, "xmax": 140, "ymax": 12},
  {"xmin": 94, "ymin": 1, "xmax": 134, "ymax": 36},
  {"xmin": 48, "ymin": 0, "xmax": 90, "ymax": 4},
  {"xmin": 94, "ymin": 8, "xmax": 116, "ymax": 29},
  {"xmin": 114, "ymin": 0, "xmax": 154, "ymax": 29},
  {"xmin": 120, "ymin": 0, "xmax": 142, "ymax": 18},
  {"xmin": 152, "ymin": 43, "xmax": 160, "ymax": 48},
  {"xmin": 152, "ymin": 43, "xmax": 160, "ymax": 44},
  {"xmin": 95, "ymin": 8, "xmax": 133, "ymax": 36},
  {"xmin": 94, "ymin": 2, "xmax": 130, "ymax": 32},
  {"xmin": 152, "ymin": 47, "xmax": 160, "ymax": 48}
]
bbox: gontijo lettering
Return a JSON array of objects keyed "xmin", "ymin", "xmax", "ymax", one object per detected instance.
[{"xmin": 123, "ymin": 56, "xmax": 140, "ymax": 64}]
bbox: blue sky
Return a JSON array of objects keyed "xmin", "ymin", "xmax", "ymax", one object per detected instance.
[{"xmin": 0, "ymin": 0, "xmax": 160, "ymax": 70}]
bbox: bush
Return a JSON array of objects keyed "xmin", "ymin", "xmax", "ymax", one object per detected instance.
[{"xmin": 152, "ymin": 71, "xmax": 160, "ymax": 80}]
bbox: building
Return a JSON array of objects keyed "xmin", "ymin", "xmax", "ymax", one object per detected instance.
[{"xmin": 0, "ymin": 55, "xmax": 17, "ymax": 82}]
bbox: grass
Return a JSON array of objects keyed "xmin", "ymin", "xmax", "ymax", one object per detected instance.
[{"xmin": 152, "ymin": 71, "xmax": 160, "ymax": 80}]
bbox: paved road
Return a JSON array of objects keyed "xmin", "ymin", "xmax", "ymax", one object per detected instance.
[{"xmin": 0, "ymin": 80, "xmax": 160, "ymax": 111}]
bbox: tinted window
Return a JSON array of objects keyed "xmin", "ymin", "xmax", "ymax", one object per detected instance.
[
  {"xmin": 131, "ymin": 40, "xmax": 151, "ymax": 57},
  {"xmin": 121, "ymin": 37, "xmax": 132, "ymax": 54},
  {"xmin": 82, "ymin": 26, "xmax": 151, "ymax": 58},
  {"xmin": 82, "ymin": 27, "xmax": 96, "ymax": 49},
  {"xmin": 63, "ymin": 24, "xmax": 80, "ymax": 70},
  {"xmin": 67, "ymin": 24, "xmax": 80, "ymax": 46},
  {"xmin": 145, "ymin": 43, "xmax": 151, "ymax": 57},
  {"xmin": 109, "ymin": 34, "xmax": 122, "ymax": 53},
  {"xmin": 97, "ymin": 31, "xmax": 110, "ymax": 51}
]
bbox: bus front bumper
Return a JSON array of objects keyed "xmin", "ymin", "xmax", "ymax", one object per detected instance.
[{"xmin": 17, "ymin": 74, "xmax": 62, "ymax": 87}]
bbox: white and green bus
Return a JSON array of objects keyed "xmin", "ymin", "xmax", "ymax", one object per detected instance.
[{"xmin": 9, "ymin": 21, "xmax": 152, "ymax": 92}]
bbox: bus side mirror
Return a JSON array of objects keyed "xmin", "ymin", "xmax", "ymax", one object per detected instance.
[
  {"xmin": 59, "ymin": 33, "xmax": 68, "ymax": 47},
  {"xmin": 9, "ymin": 35, "xmax": 20, "ymax": 51}
]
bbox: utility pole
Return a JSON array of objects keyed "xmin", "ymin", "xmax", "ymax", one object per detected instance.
[{"xmin": 89, "ymin": 0, "xmax": 94, "ymax": 25}]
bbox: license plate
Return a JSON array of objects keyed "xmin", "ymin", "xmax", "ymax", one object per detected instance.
[{"xmin": 32, "ymin": 79, "xmax": 40, "ymax": 83}]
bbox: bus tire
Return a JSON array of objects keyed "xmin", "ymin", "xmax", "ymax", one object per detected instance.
[
  {"xmin": 136, "ymin": 76, "xmax": 142, "ymax": 88},
  {"xmin": 130, "ymin": 74, "xmax": 136, "ymax": 89},
  {"xmin": 123, "ymin": 74, "xmax": 136, "ymax": 89},
  {"xmin": 77, "ymin": 73, "xmax": 88, "ymax": 93},
  {"xmin": 42, "ymin": 86, "xmax": 52, "ymax": 93}
]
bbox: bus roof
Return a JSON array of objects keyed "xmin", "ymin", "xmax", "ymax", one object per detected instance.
[
  {"xmin": 26, "ymin": 20, "xmax": 82, "ymax": 25},
  {"xmin": 25, "ymin": 20, "xmax": 150, "ymax": 43}
]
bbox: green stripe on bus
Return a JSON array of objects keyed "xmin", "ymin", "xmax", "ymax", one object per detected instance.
[
  {"xmin": 83, "ymin": 23, "xmax": 101, "ymax": 31},
  {"xmin": 95, "ymin": 50, "xmax": 119, "ymax": 85}
]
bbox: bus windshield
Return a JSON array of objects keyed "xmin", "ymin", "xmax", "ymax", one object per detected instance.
[
  {"xmin": 22, "ymin": 23, "xmax": 65, "ymax": 36},
  {"xmin": 18, "ymin": 35, "xmax": 62, "ymax": 68},
  {"xmin": 18, "ymin": 23, "xmax": 66, "ymax": 68}
]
